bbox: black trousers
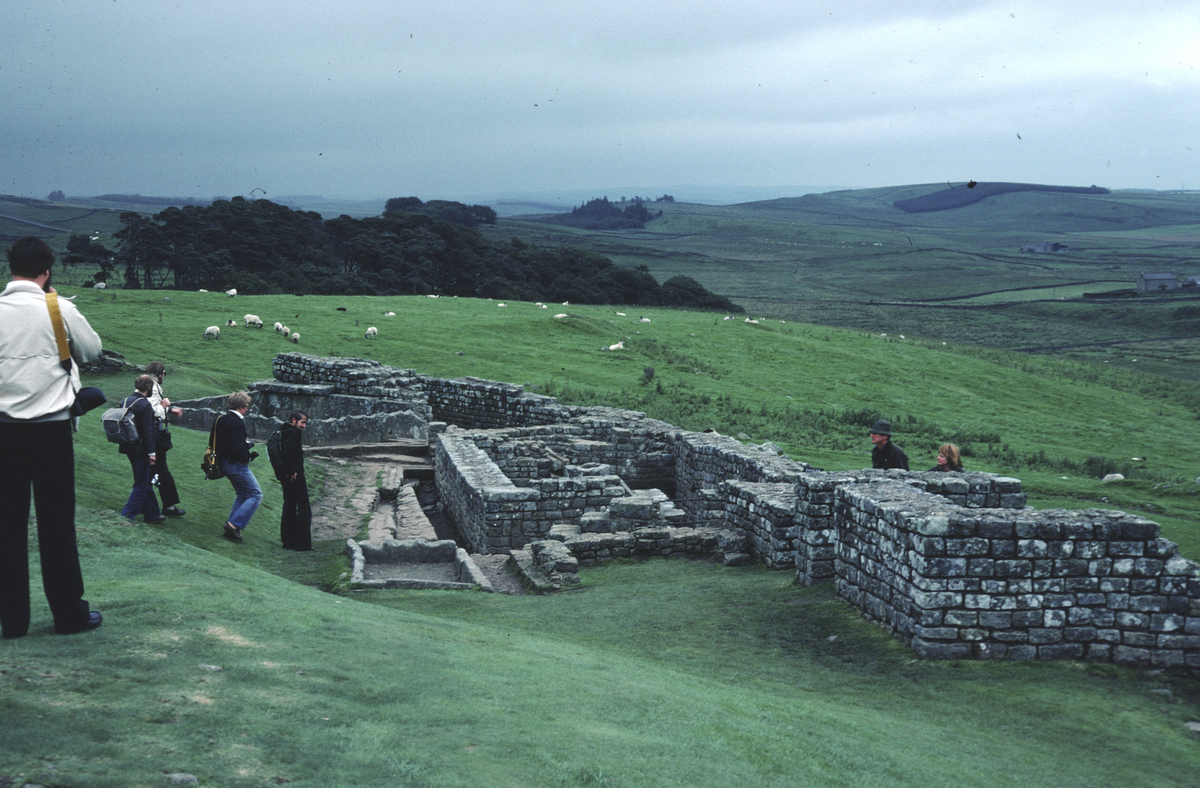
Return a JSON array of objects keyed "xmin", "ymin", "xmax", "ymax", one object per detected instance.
[
  {"xmin": 155, "ymin": 440, "xmax": 181, "ymax": 510},
  {"xmin": 280, "ymin": 472, "xmax": 312, "ymax": 551},
  {"xmin": 0, "ymin": 420, "xmax": 92, "ymax": 638}
]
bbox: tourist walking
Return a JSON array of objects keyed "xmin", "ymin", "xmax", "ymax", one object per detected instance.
[
  {"xmin": 146, "ymin": 361, "xmax": 185, "ymax": 517},
  {"xmin": 276, "ymin": 410, "xmax": 312, "ymax": 551},
  {"xmin": 214, "ymin": 391, "xmax": 262, "ymax": 542},
  {"xmin": 0, "ymin": 237, "xmax": 105, "ymax": 637},
  {"xmin": 118, "ymin": 375, "xmax": 164, "ymax": 524}
]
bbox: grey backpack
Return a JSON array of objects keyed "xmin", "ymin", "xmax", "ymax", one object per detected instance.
[{"xmin": 101, "ymin": 398, "xmax": 140, "ymax": 446}]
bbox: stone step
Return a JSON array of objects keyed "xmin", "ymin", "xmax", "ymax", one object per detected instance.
[{"xmin": 548, "ymin": 523, "xmax": 581, "ymax": 542}]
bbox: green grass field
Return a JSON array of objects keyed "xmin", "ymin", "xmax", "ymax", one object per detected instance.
[
  {"xmin": 4, "ymin": 188, "xmax": 1200, "ymax": 786},
  {"xmin": 489, "ymin": 187, "xmax": 1200, "ymax": 382},
  {"xmin": 3, "ymin": 287, "xmax": 1200, "ymax": 786}
]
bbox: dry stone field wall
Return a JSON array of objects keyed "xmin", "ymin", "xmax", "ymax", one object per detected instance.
[{"xmin": 179, "ymin": 353, "xmax": 1200, "ymax": 670}]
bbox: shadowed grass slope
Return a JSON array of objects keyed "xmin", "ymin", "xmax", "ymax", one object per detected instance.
[{"xmin": 3, "ymin": 521, "xmax": 1198, "ymax": 787}]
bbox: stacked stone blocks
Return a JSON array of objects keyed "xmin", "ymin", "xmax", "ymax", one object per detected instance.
[{"xmin": 835, "ymin": 480, "xmax": 1200, "ymax": 668}]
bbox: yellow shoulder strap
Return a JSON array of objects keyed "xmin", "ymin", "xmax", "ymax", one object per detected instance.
[{"xmin": 45, "ymin": 292, "xmax": 73, "ymax": 372}]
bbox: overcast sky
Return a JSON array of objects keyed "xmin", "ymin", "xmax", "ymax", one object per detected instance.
[{"xmin": 3, "ymin": 1, "xmax": 1197, "ymax": 203}]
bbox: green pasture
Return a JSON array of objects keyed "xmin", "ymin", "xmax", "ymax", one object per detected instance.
[
  {"xmin": 494, "ymin": 188, "xmax": 1200, "ymax": 383},
  {"xmin": 4, "ymin": 289, "xmax": 1200, "ymax": 785}
]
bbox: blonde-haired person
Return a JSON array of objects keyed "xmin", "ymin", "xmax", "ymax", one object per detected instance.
[
  {"xmin": 929, "ymin": 443, "xmax": 964, "ymax": 472},
  {"xmin": 214, "ymin": 391, "xmax": 262, "ymax": 542}
]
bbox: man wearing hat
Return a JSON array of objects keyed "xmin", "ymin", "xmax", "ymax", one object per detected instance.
[
  {"xmin": 0, "ymin": 237, "xmax": 104, "ymax": 638},
  {"xmin": 869, "ymin": 419, "xmax": 909, "ymax": 471}
]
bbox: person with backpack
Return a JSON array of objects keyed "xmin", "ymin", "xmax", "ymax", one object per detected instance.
[
  {"xmin": 272, "ymin": 410, "xmax": 312, "ymax": 551},
  {"xmin": 215, "ymin": 391, "xmax": 262, "ymax": 543},
  {"xmin": 1, "ymin": 237, "xmax": 105, "ymax": 638},
  {"xmin": 118, "ymin": 375, "xmax": 164, "ymax": 524}
]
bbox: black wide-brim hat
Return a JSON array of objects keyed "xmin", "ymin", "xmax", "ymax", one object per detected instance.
[
  {"xmin": 70, "ymin": 386, "xmax": 107, "ymax": 417},
  {"xmin": 869, "ymin": 419, "xmax": 893, "ymax": 436}
]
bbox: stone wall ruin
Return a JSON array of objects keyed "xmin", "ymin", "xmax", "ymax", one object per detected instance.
[{"xmin": 176, "ymin": 353, "xmax": 1200, "ymax": 670}]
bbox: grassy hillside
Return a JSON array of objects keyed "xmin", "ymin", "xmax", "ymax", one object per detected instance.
[
  {"xmin": 4, "ymin": 288, "xmax": 1200, "ymax": 785},
  {"xmin": 63, "ymin": 288, "xmax": 1200, "ymax": 552},
  {"xmin": 492, "ymin": 186, "xmax": 1200, "ymax": 381}
]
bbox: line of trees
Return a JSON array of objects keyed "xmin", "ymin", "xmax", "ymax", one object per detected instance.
[{"xmin": 103, "ymin": 196, "xmax": 742, "ymax": 311}]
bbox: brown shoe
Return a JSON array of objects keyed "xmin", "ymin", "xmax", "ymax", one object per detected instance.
[{"xmin": 222, "ymin": 523, "xmax": 244, "ymax": 543}]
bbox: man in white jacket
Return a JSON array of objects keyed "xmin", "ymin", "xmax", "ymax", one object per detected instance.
[{"xmin": 0, "ymin": 236, "xmax": 104, "ymax": 638}]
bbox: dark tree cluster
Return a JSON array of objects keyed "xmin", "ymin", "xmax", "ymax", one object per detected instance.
[
  {"xmin": 108, "ymin": 196, "xmax": 742, "ymax": 312},
  {"xmin": 384, "ymin": 196, "xmax": 497, "ymax": 227},
  {"xmin": 540, "ymin": 197, "xmax": 663, "ymax": 230},
  {"xmin": 63, "ymin": 234, "xmax": 117, "ymax": 284}
]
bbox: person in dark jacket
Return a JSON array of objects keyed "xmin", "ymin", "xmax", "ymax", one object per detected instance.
[
  {"xmin": 869, "ymin": 419, "xmax": 909, "ymax": 471},
  {"xmin": 276, "ymin": 410, "xmax": 312, "ymax": 551},
  {"xmin": 929, "ymin": 443, "xmax": 964, "ymax": 472},
  {"xmin": 214, "ymin": 391, "xmax": 262, "ymax": 543},
  {"xmin": 119, "ymin": 375, "xmax": 164, "ymax": 524},
  {"xmin": 146, "ymin": 361, "xmax": 185, "ymax": 517}
]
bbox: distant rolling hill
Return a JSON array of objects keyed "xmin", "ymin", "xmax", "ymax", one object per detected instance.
[{"xmin": 736, "ymin": 183, "xmax": 1200, "ymax": 233}]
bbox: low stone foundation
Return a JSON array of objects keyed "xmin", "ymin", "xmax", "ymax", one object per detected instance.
[{"xmin": 173, "ymin": 352, "xmax": 1200, "ymax": 670}]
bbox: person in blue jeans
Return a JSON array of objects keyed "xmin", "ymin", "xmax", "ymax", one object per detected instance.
[
  {"xmin": 214, "ymin": 391, "xmax": 262, "ymax": 543},
  {"xmin": 118, "ymin": 375, "xmax": 164, "ymax": 524}
]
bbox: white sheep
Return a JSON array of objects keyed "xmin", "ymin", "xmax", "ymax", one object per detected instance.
[
  {"xmin": 225, "ymin": 319, "xmax": 237, "ymax": 327},
  {"xmin": 92, "ymin": 282, "xmax": 106, "ymax": 290},
  {"xmin": 383, "ymin": 311, "xmax": 396, "ymax": 317},
  {"xmin": 426, "ymin": 294, "xmax": 439, "ymax": 298},
  {"xmin": 198, "ymin": 288, "xmax": 208, "ymax": 293},
  {"xmin": 244, "ymin": 314, "xmax": 263, "ymax": 328},
  {"xmin": 497, "ymin": 303, "xmax": 506, "ymax": 308},
  {"xmin": 204, "ymin": 326, "xmax": 221, "ymax": 339},
  {"xmin": 289, "ymin": 332, "xmax": 300, "ymax": 344},
  {"xmin": 554, "ymin": 313, "xmax": 569, "ymax": 319},
  {"xmin": 604, "ymin": 340, "xmax": 625, "ymax": 351},
  {"xmin": 226, "ymin": 288, "xmax": 237, "ymax": 297},
  {"xmin": 745, "ymin": 318, "xmax": 760, "ymax": 324},
  {"xmin": 282, "ymin": 326, "xmax": 290, "ymax": 337},
  {"xmin": 274, "ymin": 322, "xmax": 284, "ymax": 333},
  {"xmin": 365, "ymin": 326, "xmax": 378, "ymax": 339},
  {"xmin": 639, "ymin": 317, "xmax": 651, "ymax": 323},
  {"xmin": 616, "ymin": 312, "xmax": 626, "ymax": 316}
]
